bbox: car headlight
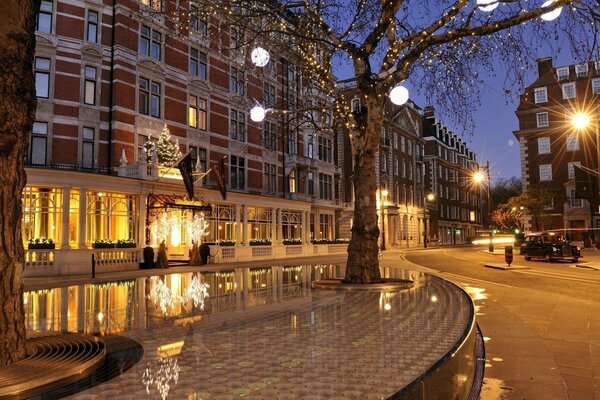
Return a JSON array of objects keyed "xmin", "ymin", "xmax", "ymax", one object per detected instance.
[{"xmin": 577, "ymin": 246, "xmax": 581, "ymax": 251}]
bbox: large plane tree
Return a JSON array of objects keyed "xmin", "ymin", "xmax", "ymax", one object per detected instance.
[{"xmin": 176, "ymin": 0, "xmax": 597, "ymax": 283}]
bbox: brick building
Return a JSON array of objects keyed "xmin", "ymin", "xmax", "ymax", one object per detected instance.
[
  {"xmin": 25, "ymin": 0, "xmax": 342, "ymax": 275},
  {"xmin": 514, "ymin": 57, "xmax": 600, "ymax": 239},
  {"xmin": 422, "ymin": 107, "xmax": 483, "ymax": 245},
  {"xmin": 337, "ymin": 80, "xmax": 429, "ymax": 248}
]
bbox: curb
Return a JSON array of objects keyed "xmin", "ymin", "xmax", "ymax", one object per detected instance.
[
  {"xmin": 574, "ymin": 263, "xmax": 600, "ymax": 271},
  {"xmin": 484, "ymin": 263, "xmax": 530, "ymax": 270}
]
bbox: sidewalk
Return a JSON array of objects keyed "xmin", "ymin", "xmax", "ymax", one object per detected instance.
[{"xmin": 391, "ymin": 248, "xmax": 600, "ymax": 400}]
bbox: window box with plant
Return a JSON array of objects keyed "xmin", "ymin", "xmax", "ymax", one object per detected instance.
[
  {"xmin": 311, "ymin": 238, "xmax": 350, "ymax": 245},
  {"xmin": 219, "ymin": 240, "xmax": 236, "ymax": 246},
  {"xmin": 93, "ymin": 239, "xmax": 115, "ymax": 249},
  {"xmin": 282, "ymin": 238, "xmax": 302, "ymax": 245},
  {"xmin": 28, "ymin": 238, "xmax": 55, "ymax": 249},
  {"xmin": 249, "ymin": 239, "xmax": 272, "ymax": 246},
  {"xmin": 116, "ymin": 239, "xmax": 137, "ymax": 248}
]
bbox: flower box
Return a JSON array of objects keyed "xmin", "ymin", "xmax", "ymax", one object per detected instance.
[
  {"xmin": 282, "ymin": 239, "xmax": 302, "ymax": 245},
  {"xmin": 249, "ymin": 240, "xmax": 272, "ymax": 246},
  {"xmin": 93, "ymin": 242, "xmax": 115, "ymax": 249},
  {"xmin": 116, "ymin": 242, "xmax": 137, "ymax": 248},
  {"xmin": 219, "ymin": 241, "xmax": 236, "ymax": 247},
  {"xmin": 28, "ymin": 243, "xmax": 55, "ymax": 250}
]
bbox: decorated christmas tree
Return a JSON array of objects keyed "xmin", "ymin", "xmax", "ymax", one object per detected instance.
[{"xmin": 147, "ymin": 124, "xmax": 182, "ymax": 167}]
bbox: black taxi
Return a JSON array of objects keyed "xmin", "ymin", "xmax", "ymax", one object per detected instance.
[{"xmin": 519, "ymin": 233, "xmax": 581, "ymax": 262}]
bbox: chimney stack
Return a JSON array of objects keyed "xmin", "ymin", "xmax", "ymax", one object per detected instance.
[{"xmin": 536, "ymin": 57, "xmax": 553, "ymax": 78}]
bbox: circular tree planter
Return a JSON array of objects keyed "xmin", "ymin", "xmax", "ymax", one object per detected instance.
[{"xmin": 312, "ymin": 278, "xmax": 414, "ymax": 291}]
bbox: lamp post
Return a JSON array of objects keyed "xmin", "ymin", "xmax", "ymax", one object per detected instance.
[
  {"xmin": 379, "ymin": 189, "xmax": 388, "ymax": 251},
  {"xmin": 424, "ymin": 193, "xmax": 435, "ymax": 248},
  {"xmin": 571, "ymin": 112, "xmax": 599, "ymax": 246},
  {"xmin": 474, "ymin": 162, "xmax": 493, "ymax": 253}
]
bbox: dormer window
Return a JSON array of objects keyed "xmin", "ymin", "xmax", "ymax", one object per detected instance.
[
  {"xmin": 576, "ymin": 63, "xmax": 588, "ymax": 78},
  {"xmin": 556, "ymin": 67, "xmax": 569, "ymax": 81},
  {"xmin": 534, "ymin": 87, "xmax": 547, "ymax": 104}
]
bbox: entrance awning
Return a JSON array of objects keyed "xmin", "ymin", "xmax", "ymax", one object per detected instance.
[{"xmin": 147, "ymin": 194, "xmax": 212, "ymax": 213}]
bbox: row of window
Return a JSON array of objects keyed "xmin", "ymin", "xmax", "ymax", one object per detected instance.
[
  {"xmin": 37, "ymin": 1, "xmax": 99, "ymax": 44},
  {"xmin": 439, "ymin": 205, "xmax": 477, "ymax": 222},
  {"xmin": 538, "ymin": 162, "xmax": 586, "ymax": 181},
  {"xmin": 533, "ymin": 79, "xmax": 600, "ymax": 103},
  {"xmin": 556, "ymin": 62, "xmax": 600, "ymax": 81},
  {"xmin": 537, "ymin": 135, "xmax": 579, "ymax": 154},
  {"xmin": 29, "ymin": 122, "xmax": 96, "ymax": 167}
]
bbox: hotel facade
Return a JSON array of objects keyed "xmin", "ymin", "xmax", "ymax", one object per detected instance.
[{"xmin": 26, "ymin": 0, "xmax": 343, "ymax": 276}]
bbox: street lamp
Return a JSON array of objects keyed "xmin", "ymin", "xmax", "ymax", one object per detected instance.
[
  {"xmin": 473, "ymin": 161, "xmax": 493, "ymax": 253},
  {"xmin": 379, "ymin": 189, "xmax": 388, "ymax": 251},
  {"xmin": 424, "ymin": 193, "xmax": 435, "ymax": 248},
  {"xmin": 571, "ymin": 111, "xmax": 598, "ymax": 246}
]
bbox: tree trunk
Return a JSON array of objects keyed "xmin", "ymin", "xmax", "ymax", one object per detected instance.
[
  {"xmin": 344, "ymin": 93, "xmax": 384, "ymax": 283},
  {"xmin": 0, "ymin": 0, "xmax": 39, "ymax": 365}
]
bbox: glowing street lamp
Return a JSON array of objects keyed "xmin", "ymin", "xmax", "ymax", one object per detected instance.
[
  {"xmin": 424, "ymin": 193, "xmax": 435, "ymax": 248},
  {"xmin": 250, "ymin": 104, "xmax": 267, "ymax": 122},
  {"xmin": 389, "ymin": 85, "xmax": 409, "ymax": 106},
  {"xmin": 379, "ymin": 189, "xmax": 389, "ymax": 251},
  {"xmin": 477, "ymin": 0, "xmax": 499, "ymax": 12},
  {"xmin": 540, "ymin": 0, "xmax": 562, "ymax": 22},
  {"xmin": 473, "ymin": 162, "xmax": 493, "ymax": 253}
]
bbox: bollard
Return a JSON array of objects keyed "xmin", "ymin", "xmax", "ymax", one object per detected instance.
[
  {"xmin": 92, "ymin": 253, "xmax": 96, "ymax": 278},
  {"xmin": 505, "ymin": 245, "xmax": 513, "ymax": 266}
]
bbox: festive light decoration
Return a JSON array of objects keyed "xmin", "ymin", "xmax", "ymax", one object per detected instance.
[
  {"xmin": 142, "ymin": 357, "xmax": 180, "ymax": 400},
  {"xmin": 145, "ymin": 124, "xmax": 182, "ymax": 167},
  {"xmin": 251, "ymin": 46, "xmax": 270, "ymax": 67},
  {"xmin": 182, "ymin": 275, "xmax": 210, "ymax": 309},
  {"xmin": 389, "ymin": 85, "xmax": 409, "ymax": 105},
  {"xmin": 148, "ymin": 279, "xmax": 175, "ymax": 314},
  {"xmin": 187, "ymin": 212, "xmax": 210, "ymax": 243},
  {"xmin": 250, "ymin": 104, "xmax": 267, "ymax": 122},
  {"xmin": 150, "ymin": 212, "xmax": 180, "ymax": 243},
  {"xmin": 541, "ymin": 0, "xmax": 562, "ymax": 21},
  {"xmin": 477, "ymin": 0, "xmax": 499, "ymax": 12}
]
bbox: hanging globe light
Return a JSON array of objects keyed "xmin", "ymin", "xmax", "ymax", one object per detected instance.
[
  {"xmin": 540, "ymin": 0, "xmax": 562, "ymax": 21},
  {"xmin": 251, "ymin": 47, "xmax": 270, "ymax": 67},
  {"xmin": 477, "ymin": 0, "xmax": 499, "ymax": 12},
  {"xmin": 250, "ymin": 105, "xmax": 266, "ymax": 122},
  {"xmin": 389, "ymin": 85, "xmax": 409, "ymax": 105}
]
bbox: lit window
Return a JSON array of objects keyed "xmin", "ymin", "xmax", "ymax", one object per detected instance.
[
  {"xmin": 539, "ymin": 164, "xmax": 552, "ymax": 181},
  {"xmin": 566, "ymin": 134, "xmax": 579, "ymax": 151},
  {"xmin": 84, "ymin": 66, "xmax": 97, "ymax": 105},
  {"xmin": 536, "ymin": 112, "xmax": 549, "ymax": 128},
  {"xmin": 188, "ymin": 95, "xmax": 207, "ymax": 130},
  {"xmin": 37, "ymin": 1, "xmax": 53, "ymax": 33},
  {"xmin": 556, "ymin": 67, "xmax": 569, "ymax": 81},
  {"xmin": 562, "ymin": 82, "xmax": 576, "ymax": 99},
  {"xmin": 537, "ymin": 137, "xmax": 551, "ymax": 154},
  {"xmin": 86, "ymin": 10, "xmax": 98, "ymax": 43},
  {"xmin": 534, "ymin": 87, "xmax": 547, "ymax": 104},
  {"xmin": 35, "ymin": 57, "xmax": 51, "ymax": 98}
]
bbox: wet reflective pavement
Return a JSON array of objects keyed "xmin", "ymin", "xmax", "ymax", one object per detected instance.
[{"xmin": 24, "ymin": 264, "xmax": 474, "ymax": 399}]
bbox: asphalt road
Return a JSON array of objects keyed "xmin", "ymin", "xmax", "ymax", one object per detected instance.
[{"xmin": 402, "ymin": 246, "xmax": 600, "ymax": 400}]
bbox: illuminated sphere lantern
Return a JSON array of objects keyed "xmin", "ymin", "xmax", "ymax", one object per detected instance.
[
  {"xmin": 251, "ymin": 47, "xmax": 270, "ymax": 67},
  {"xmin": 477, "ymin": 0, "xmax": 499, "ymax": 12},
  {"xmin": 540, "ymin": 0, "xmax": 562, "ymax": 21},
  {"xmin": 250, "ymin": 105, "xmax": 266, "ymax": 122},
  {"xmin": 389, "ymin": 85, "xmax": 409, "ymax": 106}
]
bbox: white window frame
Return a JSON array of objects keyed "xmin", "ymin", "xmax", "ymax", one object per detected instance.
[
  {"xmin": 536, "ymin": 112, "xmax": 549, "ymax": 128},
  {"xmin": 539, "ymin": 164, "xmax": 552, "ymax": 181},
  {"xmin": 576, "ymin": 63, "xmax": 588, "ymax": 78},
  {"xmin": 562, "ymin": 82, "xmax": 576, "ymax": 99},
  {"xmin": 566, "ymin": 134, "xmax": 579, "ymax": 151},
  {"xmin": 534, "ymin": 87, "xmax": 548, "ymax": 104},
  {"xmin": 592, "ymin": 78, "xmax": 600, "ymax": 95},
  {"xmin": 537, "ymin": 137, "xmax": 551, "ymax": 154},
  {"xmin": 556, "ymin": 67, "xmax": 569, "ymax": 81},
  {"xmin": 568, "ymin": 161, "xmax": 581, "ymax": 179}
]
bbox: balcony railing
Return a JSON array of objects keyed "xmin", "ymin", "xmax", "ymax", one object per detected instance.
[{"xmin": 26, "ymin": 162, "xmax": 112, "ymax": 174}]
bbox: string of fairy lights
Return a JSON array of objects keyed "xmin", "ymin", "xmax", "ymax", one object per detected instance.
[{"xmin": 143, "ymin": 0, "xmax": 576, "ymax": 134}]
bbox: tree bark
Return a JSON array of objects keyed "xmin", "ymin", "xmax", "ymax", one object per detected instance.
[
  {"xmin": 344, "ymin": 92, "xmax": 384, "ymax": 283},
  {"xmin": 0, "ymin": 0, "xmax": 39, "ymax": 365}
]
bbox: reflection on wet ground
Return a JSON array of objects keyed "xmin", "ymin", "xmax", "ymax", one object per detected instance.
[{"xmin": 25, "ymin": 264, "xmax": 473, "ymax": 400}]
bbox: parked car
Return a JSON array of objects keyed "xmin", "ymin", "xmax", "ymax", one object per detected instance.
[{"xmin": 519, "ymin": 233, "xmax": 581, "ymax": 262}]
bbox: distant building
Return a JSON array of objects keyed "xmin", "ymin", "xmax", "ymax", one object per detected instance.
[
  {"xmin": 422, "ymin": 107, "xmax": 484, "ymax": 245},
  {"xmin": 514, "ymin": 57, "xmax": 600, "ymax": 238}
]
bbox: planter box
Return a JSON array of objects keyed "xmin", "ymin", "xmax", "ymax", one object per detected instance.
[
  {"xmin": 28, "ymin": 243, "xmax": 55, "ymax": 250},
  {"xmin": 249, "ymin": 242, "xmax": 272, "ymax": 246},
  {"xmin": 219, "ymin": 242, "xmax": 236, "ymax": 247},
  {"xmin": 116, "ymin": 243, "xmax": 137, "ymax": 248},
  {"xmin": 93, "ymin": 243, "xmax": 115, "ymax": 249},
  {"xmin": 283, "ymin": 241, "xmax": 302, "ymax": 245}
]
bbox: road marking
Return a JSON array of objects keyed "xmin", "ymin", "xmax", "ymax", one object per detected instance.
[{"xmin": 511, "ymin": 269, "xmax": 600, "ymax": 284}]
